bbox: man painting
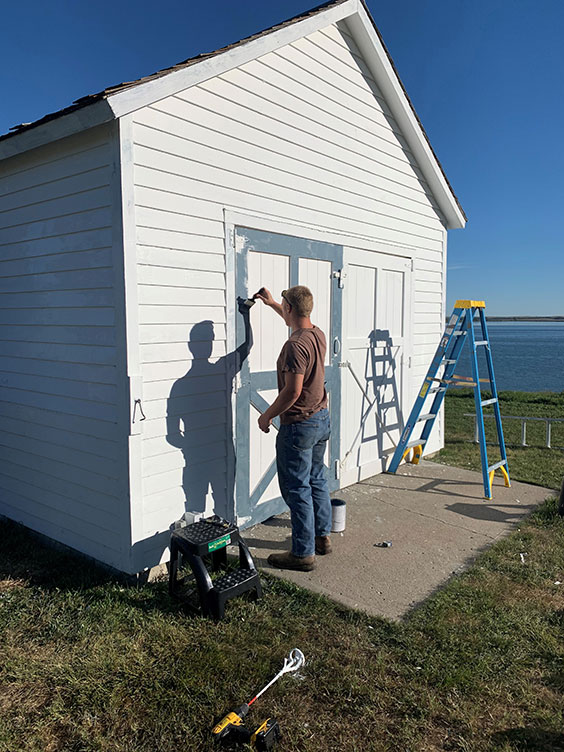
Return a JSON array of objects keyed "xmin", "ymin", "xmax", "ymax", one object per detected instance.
[{"xmin": 254, "ymin": 285, "xmax": 332, "ymax": 571}]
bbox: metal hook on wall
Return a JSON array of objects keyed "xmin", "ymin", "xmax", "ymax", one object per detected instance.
[{"xmin": 132, "ymin": 398, "xmax": 146, "ymax": 423}]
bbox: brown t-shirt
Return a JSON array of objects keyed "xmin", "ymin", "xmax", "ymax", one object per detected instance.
[{"xmin": 276, "ymin": 326, "xmax": 328, "ymax": 425}]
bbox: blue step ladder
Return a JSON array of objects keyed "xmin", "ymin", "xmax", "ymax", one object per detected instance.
[{"xmin": 387, "ymin": 300, "xmax": 510, "ymax": 500}]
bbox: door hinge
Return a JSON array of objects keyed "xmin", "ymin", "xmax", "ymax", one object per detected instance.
[
  {"xmin": 332, "ymin": 269, "xmax": 346, "ymax": 288},
  {"xmin": 334, "ymin": 459, "xmax": 340, "ymax": 480}
]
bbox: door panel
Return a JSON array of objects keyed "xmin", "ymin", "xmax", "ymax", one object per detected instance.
[
  {"xmin": 340, "ymin": 249, "xmax": 411, "ymax": 487},
  {"xmin": 235, "ymin": 227, "xmax": 343, "ymax": 526},
  {"xmin": 248, "ymin": 251, "xmax": 289, "ymax": 374},
  {"xmin": 248, "ymin": 388, "xmax": 280, "ymax": 508},
  {"xmin": 298, "ymin": 258, "xmax": 332, "ymax": 365}
]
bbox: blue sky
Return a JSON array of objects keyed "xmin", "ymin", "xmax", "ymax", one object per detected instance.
[{"xmin": 1, "ymin": 0, "xmax": 562, "ymax": 315}]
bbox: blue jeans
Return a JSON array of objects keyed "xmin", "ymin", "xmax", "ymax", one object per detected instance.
[{"xmin": 276, "ymin": 408, "xmax": 331, "ymax": 557}]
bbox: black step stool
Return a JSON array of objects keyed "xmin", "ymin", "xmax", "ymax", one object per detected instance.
[{"xmin": 169, "ymin": 516, "xmax": 262, "ymax": 620}]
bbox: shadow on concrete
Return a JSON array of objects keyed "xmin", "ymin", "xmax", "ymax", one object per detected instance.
[
  {"xmin": 360, "ymin": 476, "xmax": 493, "ymax": 501},
  {"xmin": 446, "ymin": 502, "xmax": 537, "ymax": 524},
  {"xmin": 261, "ymin": 517, "xmax": 291, "ymax": 529},
  {"xmin": 245, "ymin": 537, "xmax": 290, "ymax": 552}
]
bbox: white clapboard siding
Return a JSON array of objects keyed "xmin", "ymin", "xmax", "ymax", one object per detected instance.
[
  {"xmin": 0, "ymin": 124, "xmax": 126, "ymax": 570},
  {"xmin": 0, "ymin": 489, "xmax": 122, "ymax": 557},
  {"xmin": 143, "ymin": 423, "xmax": 226, "ymax": 458},
  {"xmin": 140, "ymin": 106, "xmax": 440, "ymax": 230},
  {"xmin": 138, "ymin": 305, "xmax": 225, "ymax": 326},
  {"xmin": 132, "ymin": 21, "xmax": 449, "ymax": 537},
  {"xmin": 0, "ymin": 413, "xmax": 118, "ymax": 460},
  {"xmin": 137, "ymin": 247, "xmax": 224, "ymax": 273},
  {"xmin": 176, "ymin": 82, "xmax": 430, "ymax": 209},
  {"xmin": 143, "ymin": 372, "xmax": 226, "ymax": 402},
  {"xmin": 0, "ymin": 400, "xmax": 119, "ymax": 442},
  {"xmin": 1, "ymin": 228, "xmax": 114, "ymax": 263},
  {"xmin": 139, "ymin": 341, "xmax": 227, "ymax": 363},
  {"xmin": 141, "ymin": 407, "xmax": 227, "ymax": 441},
  {"xmin": 134, "ymin": 125, "xmax": 442, "ymax": 251},
  {"xmin": 139, "ymin": 323, "xmax": 226, "ymax": 345}
]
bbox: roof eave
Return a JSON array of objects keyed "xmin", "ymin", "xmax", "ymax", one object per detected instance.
[
  {"xmin": 105, "ymin": 0, "xmax": 358, "ymax": 118},
  {"xmin": 0, "ymin": 0, "xmax": 466, "ymax": 227},
  {"xmin": 0, "ymin": 99, "xmax": 115, "ymax": 162}
]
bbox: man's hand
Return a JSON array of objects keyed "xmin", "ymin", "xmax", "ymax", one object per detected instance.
[
  {"xmin": 258, "ymin": 413, "xmax": 272, "ymax": 433},
  {"xmin": 254, "ymin": 287, "xmax": 275, "ymax": 306}
]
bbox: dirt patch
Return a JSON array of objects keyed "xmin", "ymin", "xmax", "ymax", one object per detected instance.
[
  {"xmin": 0, "ymin": 680, "xmax": 52, "ymax": 715},
  {"xmin": 0, "ymin": 577, "xmax": 27, "ymax": 591}
]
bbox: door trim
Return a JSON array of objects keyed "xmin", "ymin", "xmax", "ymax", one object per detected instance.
[{"xmin": 228, "ymin": 221, "xmax": 343, "ymax": 527}]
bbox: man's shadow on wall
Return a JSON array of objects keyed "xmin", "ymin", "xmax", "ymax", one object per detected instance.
[{"xmin": 166, "ymin": 301, "xmax": 252, "ymax": 522}]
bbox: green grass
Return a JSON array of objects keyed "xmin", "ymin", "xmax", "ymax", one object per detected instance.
[
  {"xmin": 1, "ymin": 500, "xmax": 564, "ymax": 751},
  {"xmin": 429, "ymin": 390, "xmax": 564, "ymax": 489},
  {"xmin": 2, "ymin": 390, "xmax": 564, "ymax": 751}
]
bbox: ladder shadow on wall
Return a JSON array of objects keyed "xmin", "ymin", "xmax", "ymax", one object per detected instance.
[
  {"xmin": 370, "ymin": 330, "xmax": 404, "ymax": 466},
  {"xmin": 347, "ymin": 330, "xmax": 404, "ymax": 471},
  {"xmin": 166, "ymin": 314, "xmax": 252, "ymax": 522}
]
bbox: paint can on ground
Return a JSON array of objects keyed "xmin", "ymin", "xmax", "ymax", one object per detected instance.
[{"xmin": 331, "ymin": 499, "xmax": 346, "ymax": 532}]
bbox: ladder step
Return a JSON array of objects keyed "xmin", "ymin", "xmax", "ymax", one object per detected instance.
[
  {"xmin": 405, "ymin": 439, "xmax": 427, "ymax": 449},
  {"xmin": 429, "ymin": 386, "xmax": 446, "ymax": 394},
  {"xmin": 444, "ymin": 359, "xmax": 457, "ymax": 364},
  {"xmin": 475, "ymin": 340, "xmax": 488, "ymax": 346},
  {"xmin": 481, "ymin": 398, "xmax": 497, "ymax": 407},
  {"xmin": 488, "ymin": 459, "xmax": 507, "ymax": 473},
  {"xmin": 417, "ymin": 413, "xmax": 436, "ymax": 422},
  {"xmin": 212, "ymin": 567, "xmax": 259, "ymax": 595}
]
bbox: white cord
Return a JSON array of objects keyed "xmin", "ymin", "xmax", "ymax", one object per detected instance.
[{"xmin": 253, "ymin": 648, "xmax": 305, "ymax": 702}]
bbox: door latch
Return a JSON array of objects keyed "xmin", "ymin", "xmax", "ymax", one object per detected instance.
[{"xmin": 332, "ymin": 269, "xmax": 346, "ymax": 288}]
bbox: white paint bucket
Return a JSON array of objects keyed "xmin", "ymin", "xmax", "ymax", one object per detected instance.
[{"xmin": 331, "ymin": 499, "xmax": 346, "ymax": 532}]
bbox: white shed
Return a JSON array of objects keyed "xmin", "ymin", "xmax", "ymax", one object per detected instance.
[{"xmin": 0, "ymin": 0, "xmax": 465, "ymax": 574}]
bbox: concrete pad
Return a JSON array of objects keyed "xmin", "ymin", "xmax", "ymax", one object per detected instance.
[{"xmin": 243, "ymin": 461, "xmax": 554, "ymax": 620}]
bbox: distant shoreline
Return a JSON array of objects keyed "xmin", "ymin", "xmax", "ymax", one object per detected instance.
[{"xmin": 485, "ymin": 316, "xmax": 564, "ymax": 322}]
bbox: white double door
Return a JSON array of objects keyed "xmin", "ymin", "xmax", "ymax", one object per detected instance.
[
  {"xmin": 339, "ymin": 248, "xmax": 412, "ymax": 487},
  {"xmin": 234, "ymin": 227, "xmax": 343, "ymax": 526}
]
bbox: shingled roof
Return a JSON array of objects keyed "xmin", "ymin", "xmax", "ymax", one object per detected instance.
[
  {"xmin": 0, "ymin": 0, "xmax": 351, "ymax": 145},
  {"xmin": 0, "ymin": 0, "xmax": 466, "ymax": 225}
]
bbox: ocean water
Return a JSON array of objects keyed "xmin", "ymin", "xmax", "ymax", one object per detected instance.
[{"xmin": 456, "ymin": 322, "xmax": 564, "ymax": 393}]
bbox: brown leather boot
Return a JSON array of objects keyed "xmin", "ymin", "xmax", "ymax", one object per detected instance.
[
  {"xmin": 267, "ymin": 551, "xmax": 316, "ymax": 571},
  {"xmin": 315, "ymin": 536, "xmax": 332, "ymax": 555}
]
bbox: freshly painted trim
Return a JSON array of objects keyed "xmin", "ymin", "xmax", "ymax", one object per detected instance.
[
  {"xmin": 114, "ymin": 116, "xmax": 144, "ymax": 573},
  {"xmin": 107, "ymin": 1, "xmax": 358, "ymax": 118},
  {"xmin": 0, "ymin": 100, "xmax": 114, "ymax": 162},
  {"xmin": 223, "ymin": 209, "xmax": 417, "ymax": 260},
  {"xmin": 232, "ymin": 222, "xmax": 344, "ymax": 524},
  {"xmin": 346, "ymin": 8, "xmax": 466, "ymax": 229},
  {"xmin": 109, "ymin": 120, "xmax": 133, "ymax": 572},
  {"xmin": 119, "ymin": 116, "xmax": 142, "ymax": 421},
  {"xmin": 224, "ymin": 210, "xmax": 238, "ymax": 522},
  {"xmin": 437, "ymin": 226, "xmax": 448, "ymax": 448}
]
